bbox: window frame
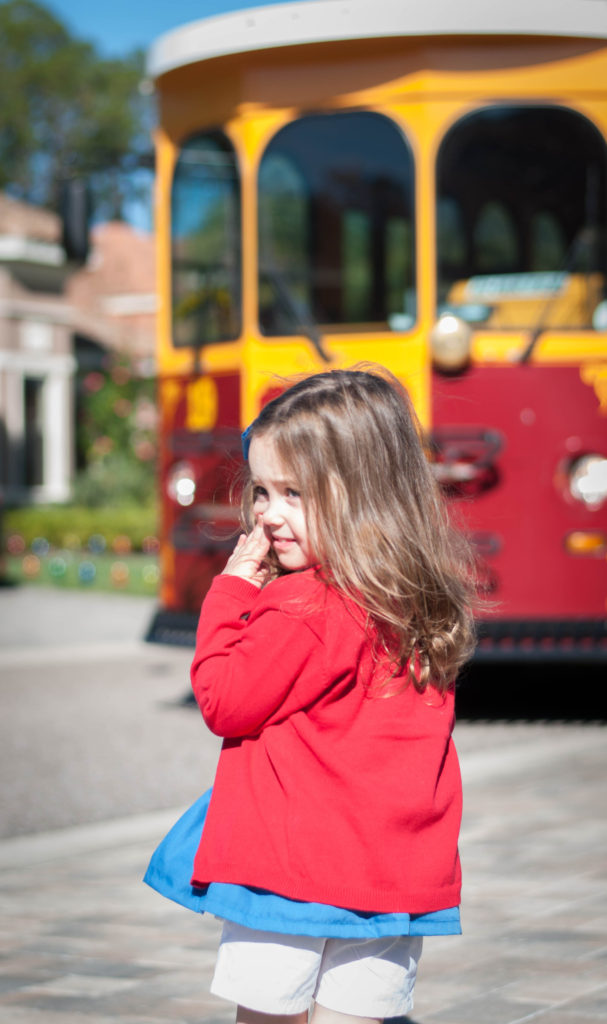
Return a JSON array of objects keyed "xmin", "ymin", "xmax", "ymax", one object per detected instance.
[
  {"xmin": 435, "ymin": 103, "xmax": 607, "ymax": 332},
  {"xmin": 170, "ymin": 129, "xmax": 242, "ymax": 349},
  {"xmin": 256, "ymin": 110, "xmax": 417, "ymax": 337}
]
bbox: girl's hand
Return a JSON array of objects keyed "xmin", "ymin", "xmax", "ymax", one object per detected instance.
[{"xmin": 221, "ymin": 518, "xmax": 270, "ymax": 588}]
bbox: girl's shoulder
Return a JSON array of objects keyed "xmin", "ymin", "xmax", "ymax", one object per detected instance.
[
  {"xmin": 260, "ymin": 569, "xmax": 366, "ymax": 635},
  {"xmin": 252, "ymin": 569, "xmax": 330, "ymax": 638}
]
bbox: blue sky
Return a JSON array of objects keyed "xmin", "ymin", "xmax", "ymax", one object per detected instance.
[
  {"xmin": 38, "ymin": 1, "xmax": 294, "ymax": 228},
  {"xmin": 37, "ymin": 1, "xmax": 302, "ymax": 228},
  {"xmin": 44, "ymin": 0, "xmax": 296, "ymax": 57}
]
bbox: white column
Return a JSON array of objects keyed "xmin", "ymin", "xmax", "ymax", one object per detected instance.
[
  {"xmin": 0, "ymin": 350, "xmax": 76, "ymax": 503},
  {"xmin": 42, "ymin": 371, "xmax": 73, "ymax": 502},
  {"xmin": 4, "ymin": 366, "xmax": 25, "ymax": 500}
]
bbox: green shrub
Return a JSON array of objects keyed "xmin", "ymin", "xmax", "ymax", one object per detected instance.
[
  {"xmin": 4, "ymin": 503, "xmax": 158, "ymax": 553},
  {"xmin": 71, "ymin": 452, "xmax": 156, "ymax": 507},
  {"xmin": 75, "ymin": 354, "xmax": 157, "ymax": 507}
]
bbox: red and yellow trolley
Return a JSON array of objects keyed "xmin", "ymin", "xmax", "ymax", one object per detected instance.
[{"xmin": 146, "ymin": 0, "xmax": 607, "ymax": 659}]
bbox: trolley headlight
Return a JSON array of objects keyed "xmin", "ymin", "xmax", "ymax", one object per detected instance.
[
  {"xmin": 568, "ymin": 454, "xmax": 607, "ymax": 509},
  {"xmin": 430, "ymin": 314, "xmax": 472, "ymax": 373},
  {"xmin": 167, "ymin": 461, "xmax": 197, "ymax": 507}
]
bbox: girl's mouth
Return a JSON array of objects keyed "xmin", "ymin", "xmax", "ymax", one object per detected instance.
[{"xmin": 272, "ymin": 537, "xmax": 294, "ymax": 550}]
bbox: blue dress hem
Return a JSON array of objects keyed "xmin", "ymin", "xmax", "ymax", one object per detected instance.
[{"xmin": 143, "ymin": 789, "xmax": 462, "ymax": 938}]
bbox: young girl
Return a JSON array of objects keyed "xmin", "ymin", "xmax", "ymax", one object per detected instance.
[{"xmin": 145, "ymin": 367, "xmax": 476, "ymax": 1024}]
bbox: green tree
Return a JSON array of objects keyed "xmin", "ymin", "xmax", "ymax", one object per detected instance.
[{"xmin": 0, "ymin": 0, "xmax": 152, "ymax": 218}]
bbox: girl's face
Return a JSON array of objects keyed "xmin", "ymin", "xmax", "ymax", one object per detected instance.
[{"xmin": 249, "ymin": 434, "xmax": 315, "ymax": 572}]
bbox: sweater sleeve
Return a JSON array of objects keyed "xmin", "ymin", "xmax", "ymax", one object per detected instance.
[{"xmin": 190, "ymin": 573, "xmax": 325, "ymax": 738}]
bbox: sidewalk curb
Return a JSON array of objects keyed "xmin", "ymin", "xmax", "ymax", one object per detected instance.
[{"xmin": 0, "ymin": 806, "xmax": 186, "ymax": 870}]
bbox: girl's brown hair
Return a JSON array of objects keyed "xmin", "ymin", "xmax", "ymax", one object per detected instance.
[{"xmin": 243, "ymin": 366, "xmax": 477, "ymax": 692}]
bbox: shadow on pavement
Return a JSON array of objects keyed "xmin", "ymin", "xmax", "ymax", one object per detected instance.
[{"xmin": 456, "ymin": 659, "xmax": 607, "ymax": 721}]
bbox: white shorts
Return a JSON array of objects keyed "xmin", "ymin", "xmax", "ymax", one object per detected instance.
[{"xmin": 210, "ymin": 920, "xmax": 423, "ymax": 1017}]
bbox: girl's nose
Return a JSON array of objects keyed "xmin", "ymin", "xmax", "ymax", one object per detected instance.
[{"xmin": 261, "ymin": 498, "xmax": 283, "ymax": 526}]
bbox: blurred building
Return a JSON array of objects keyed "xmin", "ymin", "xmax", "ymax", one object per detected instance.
[
  {"xmin": 0, "ymin": 194, "xmax": 156, "ymax": 506},
  {"xmin": 68, "ymin": 221, "xmax": 157, "ymax": 370}
]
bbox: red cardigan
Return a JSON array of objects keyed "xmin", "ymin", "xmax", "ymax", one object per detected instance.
[{"xmin": 190, "ymin": 569, "xmax": 462, "ymax": 914}]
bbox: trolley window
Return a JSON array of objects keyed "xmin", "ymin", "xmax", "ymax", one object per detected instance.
[
  {"xmin": 436, "ymin": 106, "xmax": 607, "ymax": 330},
  {"xmin": 171, "ymin": 132, "xmax": 240, "ymax": 347},
  {"xmin": 258, "ymin": 112, "xmax": 415, "ymax": 335}
]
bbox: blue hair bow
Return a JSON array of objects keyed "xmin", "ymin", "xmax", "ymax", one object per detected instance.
[{"xmin": 241, "ymin": 422, "xmax": 254, "ymax": 460}]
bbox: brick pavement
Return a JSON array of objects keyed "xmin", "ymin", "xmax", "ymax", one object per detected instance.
[{"xmin": 1, "ymin": 722, "xmax": 606, "ymax": 1024}]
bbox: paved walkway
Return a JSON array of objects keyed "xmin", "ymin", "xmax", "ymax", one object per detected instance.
[
  {"xmin": 1, "ymin": 721, "xmax": 606, "ymax": 1024},
  {"xmin": 1, "ymin": 587, "xmax": 606, "ymax": 1023}
]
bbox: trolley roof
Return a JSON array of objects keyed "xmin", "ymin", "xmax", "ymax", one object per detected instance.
[{"xmin": 148, "ymin": 0, "xmax": 607, "ymax": 79}]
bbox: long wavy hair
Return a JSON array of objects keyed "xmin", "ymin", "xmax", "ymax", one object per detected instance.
[{"xmin": 242, "ymin": 366, "xmax": 477, "ymax": 692}]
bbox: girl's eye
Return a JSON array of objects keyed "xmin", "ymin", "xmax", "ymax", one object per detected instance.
[
  {"xmin": 286, "ymin": 487, "xmax": 300, "ymax": 499},
  {"xmin": 252, "ymin": 486, "xmax": 267, "ymax": 502}
]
